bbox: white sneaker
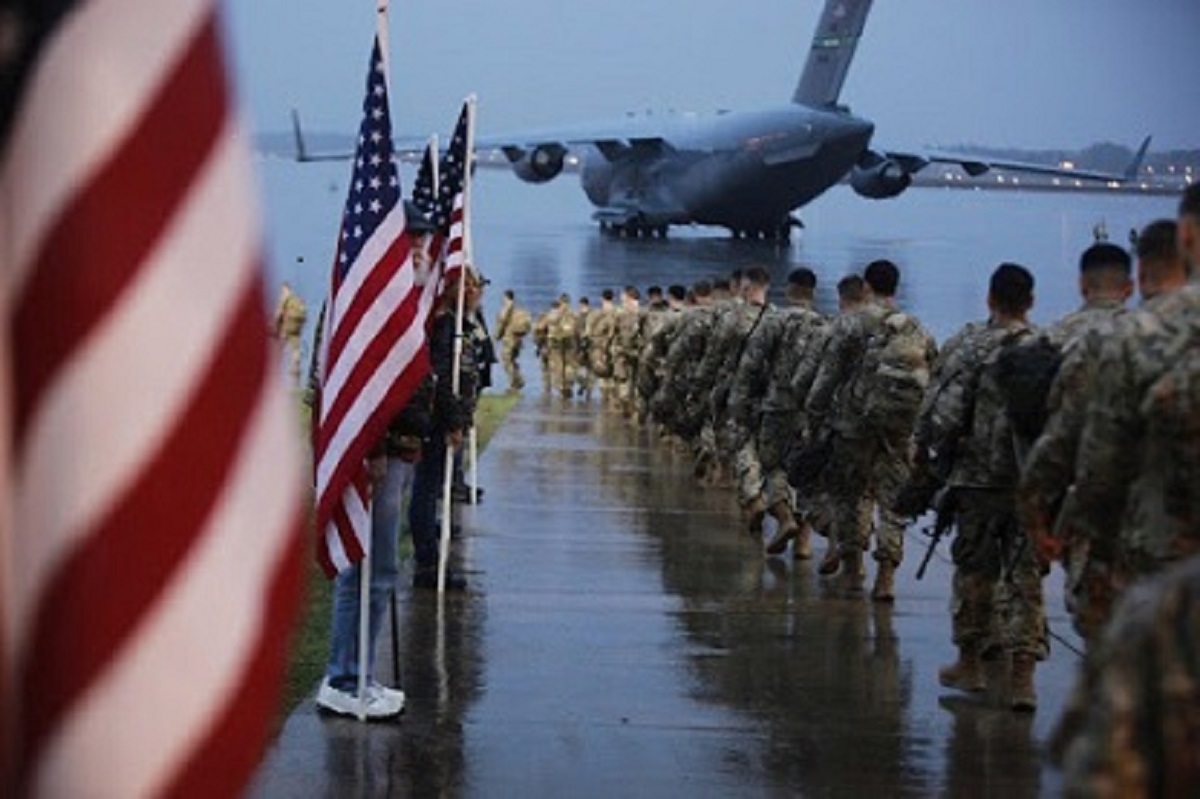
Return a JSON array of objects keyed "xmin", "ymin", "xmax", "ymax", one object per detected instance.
[
  {"xmin": 315, "ymin": 678, "xmax": 404, "ymax": 720},
  {"xmin": 369, "ymin": 681, "xmax": 406, "ymax": 708}
]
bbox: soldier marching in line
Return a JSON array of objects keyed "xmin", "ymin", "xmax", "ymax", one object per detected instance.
[
  {"xmin": 804, "ymin": 260, "xmax": 937, "ymax": 601},
  {"xmin": 575, "ymin": 297, "xmax": 594, "ymax": 400},
  {"xmin": 1014, "ymin": 243, "xmax": 1135, "ymax": 646},
  {"xmin": 637, "ymin": 284, "xmax": 687, "ymax": 429},
  {"xmin": 587, "ymin": 289, "xmax": 619, "ymax": 406},
  {"xmin": 916, "ymin": 263, "xmax": 1044, "ymax": 712},
  {"xmin": 546, "ymin": 292, "xmax": 580, "ymax": 400},
  {"xmin": 727, "ymin": 268, "xmax": 827, "ymax": 560},
  {"xmin": 494, "ymin": 288, "xmax": 533, "ymax": 393},
  {"xmin": 611, "ymin": 286, "xmax": 644, "ymax": 418}
]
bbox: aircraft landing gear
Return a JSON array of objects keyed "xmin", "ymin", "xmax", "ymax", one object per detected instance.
[
  {"xmin": 729, "ymin": 217, "xmax": 796, "ymax": 242},
  {"xmin": 599, "ymin": 220, "xmax": 669, "ymax": 239}
]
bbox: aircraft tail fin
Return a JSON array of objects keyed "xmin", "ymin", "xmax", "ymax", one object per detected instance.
[
  {"xmin": 291, "ymin": 108, "xmax": 310, "ymax": 162},
  {"xmin": 1124, "ymin": 135, "xmax": 1152, "ymax": 182},
  {"xmin": 792, "ymin": 0, "xmax": 874, "ymax": 108}
]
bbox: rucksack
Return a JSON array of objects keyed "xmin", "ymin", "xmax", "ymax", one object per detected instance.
[
  {"xmin": 509, "ymin": 309, "xmax": 532, "ymax": 337},
  {"xmin": 993, "ymin": 333, "xmax": 1064, "ymax": 444},
  {"xmin": 856, "ymin": 311, "xmax": 931, "ymax": 437}
]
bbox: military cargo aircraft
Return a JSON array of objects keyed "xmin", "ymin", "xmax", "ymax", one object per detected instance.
[
  {"xmin": 478, "ymin": 0, "xmax": 1149, "ymax": 240},
  {"xmin": 296, "ymin": 0, "xmax": 1148, "ymax": 240}
]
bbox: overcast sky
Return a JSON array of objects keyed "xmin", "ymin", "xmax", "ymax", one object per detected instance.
[{"xmin": 223, "ymin": 0, "xmax": 1199, "ymax": 153}]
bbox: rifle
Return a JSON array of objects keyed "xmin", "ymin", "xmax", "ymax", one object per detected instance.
[
  {"xmin": 916, "ymin": 483, "xmax": 1016, "ymax": 580},
  {"xmin": 916, "ymin": 486, "xmax": 959, "ymax": 580}
]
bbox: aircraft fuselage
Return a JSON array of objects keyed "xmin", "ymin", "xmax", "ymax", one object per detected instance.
[{"xmin": 578, "ymin": 105, "xmax": 874, "ymax": 232}]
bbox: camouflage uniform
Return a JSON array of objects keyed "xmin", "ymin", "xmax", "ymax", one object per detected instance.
[
  {"xmin": 545, "ymin": 303, "xmax": 580, "ymax": 399},
  {"xmin": 691, "ymin": 299, "xmax": 764, "ymax": 479},
  {"xmin": 532, "ymin": 309, "xmax": 553, "ymax": 392},
  {"xmin": 586, "ymin": 302, "xmax": 618, "ymax": 403},
  {"xmin": 1075, "ymin": 284, "xmax": 1200, "ymax": 588},
  {"xmin": 762, "ymin": 305, "xmax": 828, "ymax": 511},
  {"xmin": 806, "ymin": 300, "xmax": 937, "ymax": 567},
  {"xmin": 922, "ymin": 318, "xmax": 1047, "ymax": 660},
  {"xmin": 1017, "ymin": 299, "xmax": 1128, "ymax": 643},
  {"xmin": 611, "ymin": 302, "xmax": 644, "ymax": 416},
  {"xmin": 574, "ymin": 305, "xmax": 593, "ymax": 398},
  {"xmin": 653, "ymin": 304, "xmax": 717, "ymax": 438},
  {"xmin": 273, "ymin": 283, "xmax": 307, "ymax": 384},
  {"xmin": 727, "ymin": 304, "xmax": 785, "ymax": 508},
  {"xmin": 494, "ymin": 297, "xmax": 532, "ymax": 392},
  {"xmin": 1056, "ymin": 553, "xmax": 1200, "ymax": 797},
  {"xmin": 637, "ymin": 304, "xmax": 683, "ymax": 421}
]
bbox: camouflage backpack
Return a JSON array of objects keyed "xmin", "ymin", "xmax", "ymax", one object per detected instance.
[
  {"xmin": 509, "ymin": 308, "xmax": 532, "ymax": 338},
  {"xmin": 1140, "ymin": 323, "xmax": 1200, "ymax": 531},
  {"xmin": 855, "ymin": 310, "xmax": 932, "ymax": 437}
]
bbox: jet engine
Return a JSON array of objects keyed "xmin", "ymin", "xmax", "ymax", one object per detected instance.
[
  {"xmin": 505, "ymin": 144, "xmax": 567, "ymax": 184},
  {"xmin": 849, "ymin": 158, "xmax": 912, "ymax": 199}
]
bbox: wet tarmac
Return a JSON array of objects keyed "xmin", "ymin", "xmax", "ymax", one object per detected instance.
[{"xmin": 250, "ymin": 395, "xmax": 1086, "ymax": 798}]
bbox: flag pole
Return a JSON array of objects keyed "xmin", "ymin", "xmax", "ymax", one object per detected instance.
[
  {"xmin": 463, "ymin": 97, "xmax": 479, "ymax": 511},
  {"xmin": 355, "ymin": 0, "xmax": 392, "ymax": 721},
  {"xmin": 437, "ymin": 95, "xmax": 476, "ymax": 594}
]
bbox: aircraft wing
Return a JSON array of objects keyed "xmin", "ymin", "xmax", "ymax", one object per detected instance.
[
  {"xmin": 475, "ymin": 115, "xmax": 699, "ymax": 162},
  {"xmin": 879, "ymin": 135, "xmax": 1151, "ymax": 184}
]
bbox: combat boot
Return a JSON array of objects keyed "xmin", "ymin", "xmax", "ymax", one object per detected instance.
[
  {"xmin": 817, "ymin": 547, "xmax": 841, "ymax": 575},
  {"xmin": 792, "ymin": 523, "xmax": 812, "ymax": 560},
  {"xmin": 744, "ymin": 496, "xmax": 768, "ymax": 537},
  {"xmin": 840, "ymin": 548, "xmax": 866, "ymax": 590},
  {"xmin": 938, "ymin": 644, "xmax": 986, "ymax": 694},
  {"xmin": 1010, "ymin": 653, "xmax": 1038, "ymax": 712},
  {"xmin": 871, "ymin": 561, "xmax": 897, "ymax": 603},
  {"xmin": 764, "ymin": 501, "xmax": 800, "ymax": 554}
]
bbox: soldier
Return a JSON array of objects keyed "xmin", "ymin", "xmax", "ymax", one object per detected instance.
[
  {"xmin": 611, "ymin": 286, "xmax": 644, "ymax": 417},
  {"xmin": 724, "ymin": 269, "xmax": 779, "ymax": 532},
  {"xmin": 652, "ymin": 280, "xmax": 716, "ymax": 440},
  {"xmin": 1020, "ymin": 238, "xmax": 1178, "ymax": 645},
  {"xmin": 689, "ymin": 270, "xmax": 754, "ymax": 488},
  {"xmin": 733, "ymin": 268, "xmax": 827, "ymax": 558},
  {"xmin": 1072, "ymin": 186, "xmax": 1200, "ymax": 601},
  {"xmin": 494, "ymin": 289, "xmax": 533, "ymax": 393},
  {"xmin": 532, "ymin": 303, "xmax": 554, "ymax": 393},
  {"xmin": 273, "ymin": 280, "xmax": 308, "ymax": 385},
  {"xmin": 1055, "ymin": 554, "xmax": 1200, "ymax": 796},
  {"xmin": 637, "ymin": 284, "xmax": 687, "ymax": 425},
  {"xmin": 587, "ymin": 289, "xmax": 619, "ymax": 405},
  {"xmin": 575, "ymin": 297, "xmax": 593, "ymax": 399},
  {"xmin": 921, "ymin": 263, "xmax": 1044, "ymax": 711},
  {"xmin": 546, "ymin": 292, "xmax": 580, "ymax": 399},
  {"xmin": 805, "ymin": 260, "xmax": 937, "ymax": 601}
]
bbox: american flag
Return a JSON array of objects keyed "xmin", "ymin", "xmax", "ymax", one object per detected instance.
[
  {"xmin": 0, "ymin": 3, "xmax": 303, "ymax": 797},
  {"xmin": 313, "ymin": 37, "xmax": 429, "ymax": 576},
  {"xmin": 430, "ymin": 99, "xmax": 474, "ymax": 294},
  {"xmin": 410, "ymin": 139, "xmax": 439, "ymax": 223}
]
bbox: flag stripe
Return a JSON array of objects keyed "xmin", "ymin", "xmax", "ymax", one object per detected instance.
[
  {"xmin": 315, "ymin": 235, "xmax": 418, "ymax": 472},
  {"xmin": 18, "ymin": 282, "xmax": 270, "ymax": 781},
  {"xmin": 31, "ymin": 352, "xmax": 303, "ymax": 798},
  {"xmin": 4, "ymin": 2, "xmax": 303, "ymax": 794},
  {"xmin": 11, "ymin": 15, "xmax": 225, "ymax": 445},
  {"xmin": 2, "ymin": 0, "xmax": 212, "ymax": 296},
  {"xmin": 315, "ymin": 292, "xmax": 427, "ymax": 521},
  {"xmin": 11, "ymin": 124, "xmax": 258, "ymax": 653}
]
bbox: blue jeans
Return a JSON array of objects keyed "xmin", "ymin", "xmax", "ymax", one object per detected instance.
[
  {"xmin": 326, "ymin": 458, "xmax": 414, "ymax": 691},
  {"xmin": 409, "ymin": 435, "xmax": 449, "ymax": 571}
]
